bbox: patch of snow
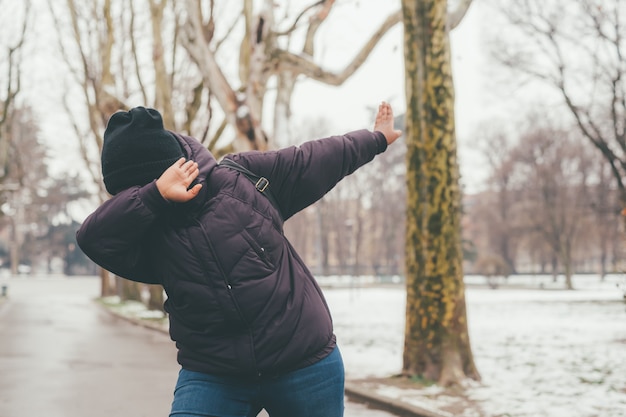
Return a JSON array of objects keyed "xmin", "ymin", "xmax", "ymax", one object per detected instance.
[{"xmin": 324, "ymin": 274, "xmax": 626, "ymax": 417}]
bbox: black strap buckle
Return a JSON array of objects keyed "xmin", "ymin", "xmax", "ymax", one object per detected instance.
[{"xmin": 255, "ymin": 177, "xmax": 269, "ymax": 193}]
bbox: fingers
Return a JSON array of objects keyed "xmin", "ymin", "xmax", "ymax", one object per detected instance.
[
  {"xmin": 181, "ymin": 159, "xmax": 197, "ymax": 172},
  {"xmin": 374, "ymin": 101, "xmax": 393, "ymax": 128},
  {"xmin": 373, "ymin": 101, "xmax": 401, "ymax": 145},
  {"xmin": 376, "ymin": 101, "xmax": 392, "ymax": 123},
  {"xmin": 186, "ymin": 162, "xmax": 200, "ymax": 180},
  {"xmin": 174, "ymin": 159, "xmax": 199, "ymax": 180},
  {"xmin": 173, "ymin": 158, "xmax": 197, "ymax": 172},
  {"xmin": 379, "ymin": 101, "xmax": 392, "ymax": 117},
  {"xmin": 173, "ymin": 157, "xmax": 186, "ymax": 168}
]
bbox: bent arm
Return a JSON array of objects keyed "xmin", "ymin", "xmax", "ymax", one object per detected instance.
[{"xmin": 76, "ymin": 182, "xmax": 171, "ymax": 284}]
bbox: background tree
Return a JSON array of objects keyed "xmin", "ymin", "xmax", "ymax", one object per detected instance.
[
  {"xmin": 464, "ymin": 110, "xmax": 621, "ymax": 280},
  {"xmin": 0, "ymin": 107, "xmax": 42, "ymax": 274},
  {"xmin": 0, "ymin": 0, "xmax": 29, "ymax": 184},
  {"xmin": 491, "ymin": 0, "xmax": 626, "ymax": 222},
  {"xmin": 471, "ymin": 124, "xmax": 522, "ymax": 278},
  {"xmin": 512, "ymin": 118, "xmax": 592, "ymax": 289},
  {"xmin": 48, "ymin": 0, "xmax": 213, "ymax": 302},
  {"xmin": 0, "ymin": 106, "xmax": 90, "ymax": 274},
  {"xmin": 401, "ymin": 0, "xmax": 480, "ymax": 386},
  {"xmin": 587, "ymin": 160, "xmax": 621, "ymax": 279},
  {"xmin": 361, "ymin": 115, "xmax": 407, "ymax": 278},
  {"xmin": 284, "ymin": 113, "xmax": 406, "ymax": 278},
  {"xmin": 20, "ymin": 174, "xmax": 93, "ymax": 276}
]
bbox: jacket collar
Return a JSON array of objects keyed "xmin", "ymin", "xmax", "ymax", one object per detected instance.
[{"xmin": 169, "ymin": 132, "xmax": 218, "ymax": 214}]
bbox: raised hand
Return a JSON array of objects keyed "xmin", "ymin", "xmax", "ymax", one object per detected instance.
[
  {"xmin": 374, "ymin": 101, "xmax": 402, "ymax": 145},
  {"xmin": 156, "ymin": 158, "xmax": 203, "ymax": 202}
]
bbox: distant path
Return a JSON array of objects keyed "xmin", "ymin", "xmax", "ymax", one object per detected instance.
[{"xmin": 0, "ymin": 276, "xmax": 394, "ymax": 417}]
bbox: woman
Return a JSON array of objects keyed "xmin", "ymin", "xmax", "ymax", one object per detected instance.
[{"xmin": 77, "ymin": 102, "xmax": 401, "ymax": 417}]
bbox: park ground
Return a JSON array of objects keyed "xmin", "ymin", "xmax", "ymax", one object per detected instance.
[{"xmin": 1, "ymin": 274, "xmax": 625, "ymax": 417}]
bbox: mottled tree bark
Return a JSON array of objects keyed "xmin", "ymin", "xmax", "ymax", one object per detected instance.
[{"xmin": 401, "ymin": 0, "xmax": 479, "ymax": 386}]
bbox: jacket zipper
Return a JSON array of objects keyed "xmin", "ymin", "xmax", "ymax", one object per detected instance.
[{"xmin": 189, "ymin": 215, "xmax": 261, "ymax": 376}]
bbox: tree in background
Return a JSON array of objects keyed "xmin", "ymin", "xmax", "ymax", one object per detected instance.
[
  {"xmin": 0, "ymin": 106, "xmax": 90, "ymax": 274},
  {"xmin": 512, "ymin": 119, "xmax": 593, "ymax": 289},
  {"xmin": 465, "ymin": 112, "xmax": 621, "ymax": 281},
  {"xmin": 401, "ymin": 0, "xmax": 480, "ymax": 385},
  {"xmin": 472, "ymin": 124, "xmax": 522, "ymax": 279},
  {"xmin": 364, "ymin": 114, "xmax": 407, "ymax": 278},
  {"xmin": 0, "ymin": 0, "xmax": 29, "ymax": 185},
  {"xmin": 491, "ymin": 0, "xmax": 626, "ymax": 222},
  {"xmin": 47, "ymin": 0, "xmax": 187, "ymax": 298},
  {"xmin": 283, "ymin": 113, "xmax": 406, "ymax": 278},
  {"xmin": 0, "ymin": 107, "xmax": 42, "ymax": 274},
  {"xmin": 587, "ymin": 159, "xmax": 622, "ymax": 279}
]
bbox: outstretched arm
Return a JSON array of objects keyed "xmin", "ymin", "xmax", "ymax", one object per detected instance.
[{"xmin": 231, "ymin": 102, "xmax": 402, "ymax": 219}]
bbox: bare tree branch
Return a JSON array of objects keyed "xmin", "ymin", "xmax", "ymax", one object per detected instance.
[
  {"xmin": 278, "ymin": 9, "xmax": 402, "ymax": 86},
  {"xmin": 274, "ymin": 0, "xmax": 326, "ymax": 37}
]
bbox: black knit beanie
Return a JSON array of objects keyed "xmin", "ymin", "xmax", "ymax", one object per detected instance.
[{"xmin": 102, "ymin": 107, "xmax": 185, "ymax": 195}]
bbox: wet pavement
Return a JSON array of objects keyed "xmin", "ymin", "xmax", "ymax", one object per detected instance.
[{"xmin": 0, "ymin": 276, "xmax": 396, "ymax": 417}]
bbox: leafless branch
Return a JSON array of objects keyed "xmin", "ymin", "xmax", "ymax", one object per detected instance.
[
  {"xmin": 278, "ymin": 9, "xmax": 402, "ymax": 85},
  {"xmin": 274, "ymin": 0, "xmax": 326, "ymax": 37}
]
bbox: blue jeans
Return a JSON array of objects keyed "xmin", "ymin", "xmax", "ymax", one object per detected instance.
[{"xmin": 169, "ymin": 347, "xmax": 345, "ymax": 417}]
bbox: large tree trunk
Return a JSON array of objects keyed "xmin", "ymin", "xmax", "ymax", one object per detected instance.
[{"xmin": 401, "ymin": 0, "xmax": 479, "ymax": 386}]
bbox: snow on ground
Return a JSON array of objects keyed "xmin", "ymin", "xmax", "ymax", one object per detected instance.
[
  {"xmin": 324, "ymin": 274, "xmax": 626, "ymax": 417},
  {"xmin": 86, "ymin": 274, "xmax": 626, "ymax": 416}
]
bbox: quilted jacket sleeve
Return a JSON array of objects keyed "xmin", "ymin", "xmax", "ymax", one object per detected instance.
[
  {"xmin": 76, "ymin": 181, "xmax": 172, "ymax": 284},
  {"xmin": 230, "ymin": 129, "xmax": 387, "ymax": 220}
]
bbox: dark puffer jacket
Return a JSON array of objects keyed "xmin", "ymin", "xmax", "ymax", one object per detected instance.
[{"xmin": 76, "ymin": 129, "xmax": 388, "ymax": 377}]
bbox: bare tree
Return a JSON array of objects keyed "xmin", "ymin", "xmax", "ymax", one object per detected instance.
[
  {"xmin": 179, "ymin": 0, "xmax": 402, "ymax": 151},
  {"xmin": 47, "ymin": 0, "xmax": 200, "ymax": 202},
  {"xmin": 491, "ymin": 0, "xmax": 626, "ymax": 222},
  {"xmin": 467, "ymin": 113, "xmax": 623, "ymax": 279},
  {"xmin": 0, "ymin": 0, "xmax": 30, "ymax": 184},
  {"xmin": 358, "ymin": 113, "xmax": 407, "ymax": 277},
  {"xmin": 47, "ymin": 0, "xmax": 196, "ymax": 301},
  {"xmin": 512, "ymin": 120, "xmax": 593, "ymax": 289},
  {"xmin": 401, "ymin": 0, "xmax": 480, "ymax": 386},
  {"xmin": 587, "ymin": 160, "xmax": 621, "ymax": 279},
  {"xmin": 472, "ymin": 125, "xmax": 523, "ymax": 278},
  {"xmin": 0, "ymin": 1, "xmax": 31, "ymax": 274},
  {"xmin": 0, "ymin": 107, "xmax": 82, "ymax": 275},
  {"xmin": 283, "ymin": 114, "xmax": 406, "ymax": 278}
]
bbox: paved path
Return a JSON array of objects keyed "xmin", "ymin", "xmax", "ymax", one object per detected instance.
[{"xmin": 0, "ymin": 276, "xmax": 394, "ymax": 417}]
